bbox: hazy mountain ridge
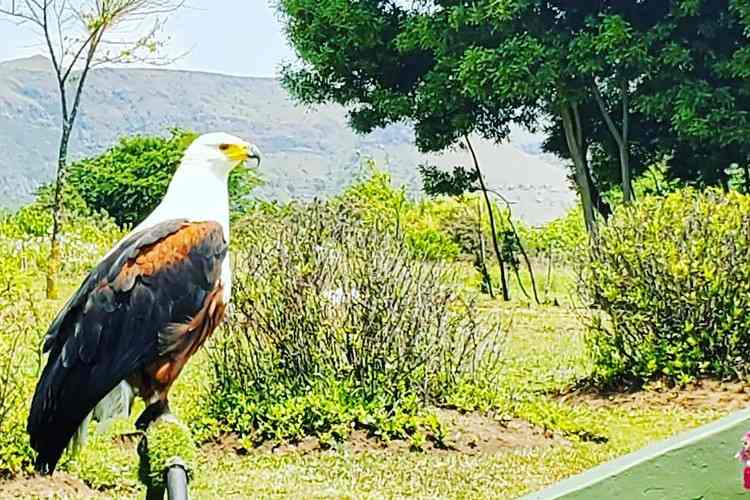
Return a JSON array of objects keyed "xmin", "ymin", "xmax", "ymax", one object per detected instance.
[{"xmin": 0, "ymin": 56, "xmax": 575, "ymax": 224}]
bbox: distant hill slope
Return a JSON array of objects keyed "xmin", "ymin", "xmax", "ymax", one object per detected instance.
[{"xmin": 0, "ymin": 56, "xmax": 575, "ymax": 224}]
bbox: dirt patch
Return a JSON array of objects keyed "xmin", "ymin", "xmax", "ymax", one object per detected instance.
[
  {"xmin": 0, "ymin": 472, "xmax": 102, "ymax": 499},
  {"xmin": 558, "ymin": 378, "xmax": 750, "ymax": 413},
  {"xmin": 209, "ymin": 409, "xmax": 565, "ymax": 457},
  {"xmin": 433, "ymin": 409, "xmax": 568, "ymax": 453}
]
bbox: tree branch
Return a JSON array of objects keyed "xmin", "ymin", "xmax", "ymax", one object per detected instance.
[
  {"xmin": 621, "ymin": 80, "xmax": 629, "ymax": 146},
  {"xmin": 592, "ymin": 79, "xmax": 624, "ymax": 149},
  {"xmin": 464, "ymin": 134, "xmax": 510, "ymax": 302},
  {"xmin": 60, "ymin": 27, "xmax": 100, "ymax": 84}
]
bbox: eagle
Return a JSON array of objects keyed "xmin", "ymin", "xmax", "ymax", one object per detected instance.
[{"xmin": 27, "ymin": 132, "xmax": 261, "ymax": 475}]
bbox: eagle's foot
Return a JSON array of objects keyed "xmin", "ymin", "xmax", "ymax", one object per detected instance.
[{"xmin": 135, "ymin": 400, "xmax": 169, "ymax": 431}]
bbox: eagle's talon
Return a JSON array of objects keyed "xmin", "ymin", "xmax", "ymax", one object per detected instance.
[{"xmin": 135, "ymin": 400, "xmax": 169, "ymax": 431}]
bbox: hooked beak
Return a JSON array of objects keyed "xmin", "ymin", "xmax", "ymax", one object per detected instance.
[{"xmin": 247, "ymin": 144, "xmax": 262, "ymax": 168}]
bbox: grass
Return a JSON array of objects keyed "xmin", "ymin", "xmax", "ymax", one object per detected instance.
[
  {"xmin": 1, "ymin": 180, "xmax": 740, "ymax": 498},
  {"xmin": 45, "ymin": 294, "xmax": 724, "ymax": 499},
  {"xmin": 0, "ymin": 223, "xmax": 731, "ymax": 498}
]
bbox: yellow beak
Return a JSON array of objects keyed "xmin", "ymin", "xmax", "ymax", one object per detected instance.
[{"xmin": 225, "ymin": 143, "xmax": 262, "ymax": 166}]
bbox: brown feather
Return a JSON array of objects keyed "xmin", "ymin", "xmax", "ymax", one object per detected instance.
[{"xmin": 129, "ymin": 282, "xmax": 226, "ymax": 402}]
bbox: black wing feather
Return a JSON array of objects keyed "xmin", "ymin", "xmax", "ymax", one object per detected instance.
[{"xmin": 27, "ymin": 219, "xmax": 226, "ymax": 474}]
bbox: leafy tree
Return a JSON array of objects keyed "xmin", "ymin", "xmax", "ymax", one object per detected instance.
[
  {"xmin": 279, "ymin": 0, "xmax": 618, "ymax": 235},
  {"xmin": 65, "ymin": 130, "xmax": 262, "ymax": 227},
  {"xmin": 280, "ymin": 0, "xmax": 750, "ymax": 234}
]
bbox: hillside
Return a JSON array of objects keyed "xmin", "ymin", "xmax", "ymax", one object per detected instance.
[{"xmin": 0, "ymin": 56, "xmax": 575, "ymax": 224}]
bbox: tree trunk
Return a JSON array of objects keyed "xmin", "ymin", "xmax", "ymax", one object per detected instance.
[
  {"xmin": 743, "ymin": 162, "xmax": 750, "ymax": 194},
  {"xmin": 560, "ymin": 102, "xmax": 598, "ymax": 236},
  {"xmin": 507, "ymin": 213, "xmax": 541, "ymax": 305},
  {"xmin": 465, "ymin": 136, "xmax": 510, "ymax": 301},
  {"xmin": 619, "ymin": 82, "xmax": 632, "ymax": 202},
  {"xmin": 586, "ymin": 164, "xmax": 613, "ymax": 220},
  {"xmin": 45, "ymin": 34, "xmax": 99, "ymax": 299},
  {"xmin": 476, "ymin": 200, "xmax": 494, "ymax": 298},
  {"xmin": 593, "ymin": 80, "xmax": 633, "ymax": 204},
  {"xmin": 46, "ymin": 122, "xmax": 72, "ymax": 299}
]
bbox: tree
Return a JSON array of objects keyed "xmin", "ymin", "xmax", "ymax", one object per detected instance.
[
  {"xmin": 279, "ymin": 0, "xmax": 610, "ymax": 235},
  {"xmin": 280, "ymin": 1, "xmax": 750, "ymax": 236},
  {"xmin": 64, "ymin": 130, "xmax": 263, "ymax": 226},
  {"xmin": 0, "ymin": 0, "xmax": 184, "ymax": 298},
  {"xmin": 637, "ymin": 0, "xmax": 750, "ymax": 187}
]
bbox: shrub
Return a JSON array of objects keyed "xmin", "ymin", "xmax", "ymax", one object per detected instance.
[
  {"xmin": 521, "ymin": 206, "xmax": 587, "ymax": 263},
  {"xmin": 0, "ymin": 254, "xmax": 44, "ymax": 474},
  {"xmin": 206, "ymin": 202, "xmax": 503, "ymax": 443},
  {"xmin": 0, "ymin": 202, "xmax": 121, "ymax": 476},
  {"xmin": 583, "ymin": 188, "xmax": 750, "ymax": 385}
]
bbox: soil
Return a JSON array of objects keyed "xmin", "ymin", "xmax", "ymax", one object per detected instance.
[
  {"xmin": 7, "ymin": 380, "xmax": 746, "ymax": 496},
  {"xmin": 211, "ymin": 379, "xmax": 750, "ymax": 458},
  {"xmin": 0, "ymin": 472, "xmax": 102, "ymax": 499},
  {"xmin": 209, "ymin": 409, "xmax": 568, "ymax": 457},
  {"xmin": 557, "ymin": 378, "xmax": 750, "ymax": 413}
]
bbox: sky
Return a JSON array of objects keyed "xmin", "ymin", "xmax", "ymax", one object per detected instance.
[{"xmin": 0, "ymin": 1, "xmax": 296, "ymax": 77}]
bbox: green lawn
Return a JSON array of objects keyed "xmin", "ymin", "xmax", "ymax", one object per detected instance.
[{"xmin": 37, "ymin": 295, "xmax": 728, "ymax": 499}]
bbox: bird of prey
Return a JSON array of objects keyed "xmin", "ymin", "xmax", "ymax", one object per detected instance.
[{"xmin": 27, "ymin": 132, "xmax": 261, "ymax": 475}]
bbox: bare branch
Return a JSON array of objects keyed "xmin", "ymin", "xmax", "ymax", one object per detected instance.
[
  {"xmin": 0, "ymin": 0, "xmax": 186, "ymax": 298},
  {"xmin": 60, "ymin": 27, "xmax": 99, "ymax": 83}
]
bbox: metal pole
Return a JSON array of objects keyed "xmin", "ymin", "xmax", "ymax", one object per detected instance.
[
  {"xmin": 166, "ymin": 465, "xmax": 189, "ymax": 500},
  {"xmin": 144, "ymin": 465, "xmax": 189, "ymax": 500}
]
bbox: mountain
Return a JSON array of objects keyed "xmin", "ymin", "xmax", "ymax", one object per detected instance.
[{"xmin": 0, "ymin": 56, "xmax": 575, "ymax": 224}]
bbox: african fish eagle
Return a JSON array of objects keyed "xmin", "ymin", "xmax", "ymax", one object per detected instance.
[{"xmin": 27, "ymin": 132, "xmax": 261, "ymax": 475}]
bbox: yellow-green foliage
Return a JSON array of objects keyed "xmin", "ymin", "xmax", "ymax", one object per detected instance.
[
  {"xmin": 520, "ymin": 206, "xmax": 587, "ymax": 262},
  {"xmin": 336, "ymin": 166, "xmax": 553, "ymax": 263},
  {"xmin": 138, "ymin": 419, "xmax": 197, "ymax": 490},
  {"xmin": 0, "ymin": 238, "xmax": 50, "ymax": 474},
  {"xmin": 0, "ymin": 203, "xmax": 121, "ymax": 476},
  {"xmin": 336, "ymin": 167, "xmax": 461, "ymax": 260},
  {"xmin": 584, "ymin": 188, "xmax": 750, "ymax": 384},
  {"xmin": 66, "ymin": 419, "xmax": 141, "ymax": 491}
]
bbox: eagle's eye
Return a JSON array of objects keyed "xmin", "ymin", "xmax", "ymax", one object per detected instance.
[{"xmin": 219, "ymin": 144, "xmax": 230, "ymax": 151}]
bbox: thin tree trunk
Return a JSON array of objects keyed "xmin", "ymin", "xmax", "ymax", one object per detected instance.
[
  {"xmin": 592, "ymin": 80, "xmax": 632, "ymax": 203},
  {"xmin": 476, "ymin": 199, "xmax": 494, "ymax": 298},
  {"xmin": 485, "ymin": 187, "xmax": 541, "ymax": 305},
  {"xmin": 620, "ymin": 82, "xmax": 632, "ymax": 200},
  {"xmin": 585, "ymin": 163, "xmax": 612, "ymax": 220},
  {"xmin": 46, "ymin": 123, "xmax": 72, "ymax": 299},
  {"xmin": 560, "ymin": 102, "xmax": 598, "ymax": 236},
  {"xmin": 465, "ymin": 135, "xmax": 510, "ymax": 301},
  {"xmin": 45, "ymin": 32, "xmax": 102, "ymax": 299},
  {"xmin": 743, "ymin": 162, "xmax": 750, "ymax": 194},
  {"xmin": 506, "ymin": 212, "xmax": 541, "ymax": 305}
]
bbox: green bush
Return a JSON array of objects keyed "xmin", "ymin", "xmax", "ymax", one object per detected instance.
[
  {"xmin": 0, "ymin": 240, "xmax": 49, "ymax": 474},
  {"xmin": 206, "ymin": 202, "xmax": 503, "ymax": 443},
  {"xmin": 337, "ymin": 166, "xmax": 470, "ymax": 261},
  {"xmin": 0, "ymin": 202, "xmax": 121, "ymax": 476},
  {"xmin": 521, "ymin": 206, "xmax": 587, "ymax": 263},
  {"xmin": 65, "ymin": 130, "xmax": 262, "ymax": 227},
  {"xmin": 138, "ymin": 419, "xmax": 197, "ymax": 490},
  {"xmin": 583, "ymin": 188, "xmax": 750, "ymax": 385}
]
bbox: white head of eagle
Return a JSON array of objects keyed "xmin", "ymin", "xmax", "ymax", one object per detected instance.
[{"xmin": 27, "ymin": 132, "xmax": 261, "ymax": 475}]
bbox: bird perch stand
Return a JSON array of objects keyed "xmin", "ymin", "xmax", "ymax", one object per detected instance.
[{"xmin": 138, "ymin": 417, "xmax": 197, "ymax": 500}]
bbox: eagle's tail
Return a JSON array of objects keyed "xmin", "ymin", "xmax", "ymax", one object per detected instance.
[
  {"xmin": 27, "ymin": 357, "xmax": 84, "ymax": 475},
  {"xmin": 27, "ymin": 354, "xmax": 115, "ymax": 475}
]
